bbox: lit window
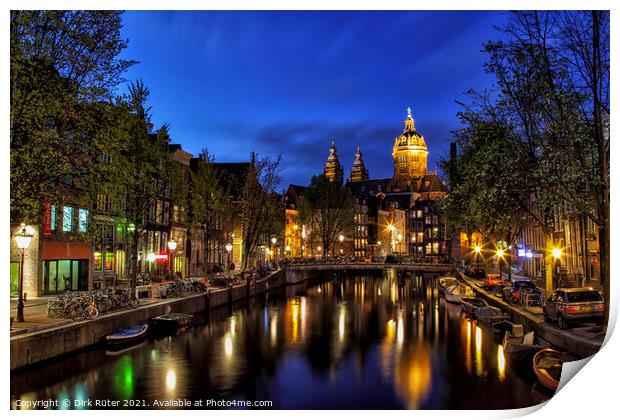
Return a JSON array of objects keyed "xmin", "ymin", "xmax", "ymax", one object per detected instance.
[
  {"xmin": 62, "ymin": 206, "xmax": 73, "ymax": 232},
  {"xmin": 51, "ymin": 205, "xmax": 57, "ymax": 231},
  {"xmin": 78, "ymin": 209, "xmax": 89, "ymax": 232}
]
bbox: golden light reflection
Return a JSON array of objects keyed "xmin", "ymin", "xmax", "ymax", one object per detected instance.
[
  {"xmin": 380, "ymin": 319, "xmax": 396, "ymax": 378},
  {"xmin": 230, "ymin": 317, "xmax": 236, "ymax": 337},
  {"xmin": 464, "ymin": 320, "xmax": 472, "ymax": 374},
  {"xmin": 396, "ymin": 312, "xmax": 404, "ymax": 346},
  {"xmin": 224, "ymin": 334, "xmax": 233, "ymax": 357},
  {"xmin": 497, "ymin": 345, "xmax": 506, "ymax": 381},
  {"xmin": 338, "ymin": 306, "xmax": 346, "ymax": 342},
  {"xmin": 289, "ymin": 299, "xmax": 300, "ymax": 344},
  {"xmin": 165, "ymin": 369, "xmax": 176, "ymax": 392},
  {"xmin": 393, "ymin": 344, "xmax": 432, "ymax": 409},
  {"xmin": 475, "ymin": 325, "xmax": 483, "ymax": 377},
  {"xmin": 270, "ymin": 314, "xmax": 278, "ymax": 346}
]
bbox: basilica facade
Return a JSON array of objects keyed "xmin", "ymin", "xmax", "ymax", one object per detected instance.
[{"xmin": 335, "ymin": 107, "xmax": 447, "ymax": 258}]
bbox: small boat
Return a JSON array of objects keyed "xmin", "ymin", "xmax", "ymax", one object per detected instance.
[
  {"xmin": 476, "ymin": 306, "xmax": 507, "ymax": 325},
  {"xmin": 503, "ymin": 325, "xmax": 542, "ymax": 367},
  {"xmin": 461, "ymin": 297, "xmax": 487, "ymax": 315},
  {"xmin": 106, "ymin": 323, "xmax": 148, "ymax": 346},
  {"xmin": 445, "ymin": 284, "xmax": 475, "ymax": 304},
  {"xmin": 533, "ymin": 349, "xmax": 577, "ymax": 391},
  {"xmin": 152, "ymin": 313, "xmax": 194, "ymax": 332},
  {"xmin": 438, "ymin": 277, "xmax": 459, "ymax": 295}
]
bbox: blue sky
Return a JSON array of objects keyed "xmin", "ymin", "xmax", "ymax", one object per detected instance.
[{"xmin": 119, "ymin": 11, "xmax": 506, "ymax": 188}]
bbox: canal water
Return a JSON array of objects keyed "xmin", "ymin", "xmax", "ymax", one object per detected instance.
[{"xmin": 11, "ymin": 271, "xmax": 551, "ymax": 409}]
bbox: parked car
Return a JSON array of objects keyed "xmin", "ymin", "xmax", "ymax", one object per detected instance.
[
  {"xmin": 543, "ymin": 288, "xmax": 604, "ymax": 329},
  {"xmin": 502, "ymin": 279, "xmax": 542, "ymax": 301},
  {"xmin": 481, "ymin": 273, "xmax": 506, "ymax": 291}
]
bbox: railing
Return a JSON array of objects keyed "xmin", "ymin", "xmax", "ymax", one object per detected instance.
[{"xmin": 283, "ymin": 255, "xmax": 455, "ymax": 267}]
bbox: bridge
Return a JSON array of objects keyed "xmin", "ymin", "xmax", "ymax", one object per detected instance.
[{"xmin": 283, "ymin": 262, "xmax": 455, "ymax": 284}]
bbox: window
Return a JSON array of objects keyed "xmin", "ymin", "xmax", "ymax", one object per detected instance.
[
  {"xmin": 94, "ymin": 252, "xmax": 103, "ymax": 271},
  {"xmin": 105, "ymin": 245, "xmax": 114, "ymax": 271},
  {"xmin": 78, "ymin": 209, "xmax": 89, "ymax": 232},
  {"xmin": 62, "ymin": 206, "xmax": 74, "ymax": 232},
  {"xmin": 51, "ymin": 205, "xmax": 57, "ymax": 231}
]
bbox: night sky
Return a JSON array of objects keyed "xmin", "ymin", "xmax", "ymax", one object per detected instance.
[{"xmin": 119, "ymin": 11, "xmax": 506, "ymax": 188}]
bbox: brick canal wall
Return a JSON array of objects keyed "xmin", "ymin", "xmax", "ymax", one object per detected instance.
[{"xmin": 11, "ymin": 269, "xmax": 289, "ymax": 371}]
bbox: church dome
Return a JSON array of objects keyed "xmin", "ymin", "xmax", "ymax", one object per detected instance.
[{"xmin": 392, "ymin": 107, "xmax": 428, "ymax": 179}]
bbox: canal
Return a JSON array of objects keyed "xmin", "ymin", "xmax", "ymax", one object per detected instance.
[{"xmin": 11, "ymin": 271, "xmax": 551, "ymax": 409}]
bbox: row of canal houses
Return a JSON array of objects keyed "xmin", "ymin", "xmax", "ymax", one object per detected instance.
[{"xmin": 10, "ymin": 137, "xmax": 255, "ymax": 299}]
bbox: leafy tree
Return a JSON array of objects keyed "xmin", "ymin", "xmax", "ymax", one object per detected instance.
[
  {"xmin": 117, "ymin": 81, "xmax": 174, "ymax": 290},
  {"xmin": 298, "ymin": 174, "xmax": 355, "ymax": 257},
  {"xmin": 240, "ymin": 153, "xmax": 283, "ymax": 269},
  {"xmin": 189, "ymin": 149, "xmax": 232, "ymax": 266},
  {"xmin": 10, "ymin": 10, "xmax": 134, "ymax": 225}
]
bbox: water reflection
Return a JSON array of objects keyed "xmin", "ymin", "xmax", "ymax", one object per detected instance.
[{"xmin": 11, "ymin": 271, "xmax": 548, "ymax": 409}]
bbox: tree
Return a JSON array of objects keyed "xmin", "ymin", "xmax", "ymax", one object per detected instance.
[
  {"xmin": 298, "ymin": 174, "xmax": 355, "ymax": 257},
  {"xmin": 189, "ymin": 149, "xmax": 232, "ymax": 266},
  {"xmin": 117, "ymin": 81, "xmax": 174, "ymax": 290},
  {"xmin": 10, "ymin": 11, "xmax": 135, "ymax": 224},
  {"xmin": 240, "ymin": 153, "xmax": 283, "ymax": 269},
  {"xmin": 485, "ymin": 11, "xmax": 609, "ymax": 317}
]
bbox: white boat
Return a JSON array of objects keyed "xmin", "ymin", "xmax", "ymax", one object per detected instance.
[
  {"xmin": 445, "ymin": 284, "xmax": 475, "ymax": 303},
  {"xmin": 438, "ymin": 276, "xmax": 460, "ymax": 295}
]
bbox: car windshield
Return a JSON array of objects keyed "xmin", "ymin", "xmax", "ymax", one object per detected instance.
[
  {"xmin": 514, "ymin": 282, "xmax": 536, "ymax": 290},
  {"xmin": 566, "ymin": 291, "xmax": 603, "ymax": 303}
]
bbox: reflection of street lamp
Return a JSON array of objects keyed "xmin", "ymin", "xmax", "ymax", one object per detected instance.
[
  {"xmin": 167, "ymin": 238, "xmax": 177, "ymax": 279},
  {"xmin": 226, "ymin": 243, "xmax": 233, "ymax": 270},
  {"xmin": 14, "ymin": 224, "xmax": 34, "ymax": 322}
]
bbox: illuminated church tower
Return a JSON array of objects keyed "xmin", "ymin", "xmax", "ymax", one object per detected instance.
[
  {"xmin": 323, "ymin": 139, "xmax": 344, "ymax": 184},
  {"xmin": 349, "ymin": 146, "xmax": 369, "ymax": 182},
  {"xmin": 392, "ymin": 106, "xmax": 428, "ymax": 179}
]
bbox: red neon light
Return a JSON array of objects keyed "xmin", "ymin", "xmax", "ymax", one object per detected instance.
[{"xmin": 154, "ymin": 254, "xmax": 169, "ymax": 260}]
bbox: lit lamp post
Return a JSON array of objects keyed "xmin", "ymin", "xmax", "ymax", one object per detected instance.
[
  {"xmin": 14, "ymin": 224, "xmax": 33, "ymax": 322},
  {"xmin": 271, "ymin": 236, "xmax": 277, "ymax": 265},
  {"xmin": 339, "ymin": 234, "xmax": 344, "ymax": 256},
  {"xmin": 552, "ymin": 248, "xmax": 562, "ymax": 288},
  {"xmin": 473, "ymin": 245, "xmax": 482, "ymax": 268},
  {"xmin": 388, "ymin": 224, "xmax": 396, "ymax": 254},
  {"xmin": 225, "ymin": 243, "xmax": 233, "ymax": 270},
  {"xmin": 496, "ymin": 248, "xmax": 505, "ymax": 281},
  {"xmin": 167, "ymin": 238, "xmax": 177, "ymax": 279}
]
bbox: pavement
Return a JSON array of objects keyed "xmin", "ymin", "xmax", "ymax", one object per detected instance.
[{"xmin": 9, "ymin": 287, "xmax": 228, "ymax": 337}]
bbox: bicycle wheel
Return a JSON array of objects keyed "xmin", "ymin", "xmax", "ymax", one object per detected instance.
[{"xmin": 84, "ymin": 305, "xmax": 98, "ymax": 320}]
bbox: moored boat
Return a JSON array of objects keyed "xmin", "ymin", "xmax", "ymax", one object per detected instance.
[
  {"xmin": 533, "ymin": 349, "xmax": 577, "ymax": 391},
  {"xmin": 152, "ymin": 313, "xmax": 194, "ymax": 332},
  {"xmin": 476, "ymin": 306, "xmax": 506, "ymax": 325},
  {"xmin": 445, "ymin": 284, "xmax": 475, "ymax": 304},
  {"xmin": 106, "ymin": 323, "xmax": 148, "ymax": 346},
  {"xmin": 503, "ymin": 325, "xmax": 541, "ymax": 368},
  {"xmin": 438, "ymin": 277, "xmax": 459, "ymax": 295},
  {"xmin": 461, "ymin": 297, "xmax": 487, "ymax": 316}
]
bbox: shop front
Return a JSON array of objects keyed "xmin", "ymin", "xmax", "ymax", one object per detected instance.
[{"xmin": 41, "ymin": 241, "xmax": 91, "ymax": 295}]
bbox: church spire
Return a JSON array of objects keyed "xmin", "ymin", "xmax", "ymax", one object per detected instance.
[
  {"xmin": 323, "ymin": 138, "xmax": 344, "ymax": 184},
  {"xmin": 349, "ymin": 145, "xmax": 369, "ymax": 182}
]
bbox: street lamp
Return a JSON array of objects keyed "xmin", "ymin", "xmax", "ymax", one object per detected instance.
[
  {"xmin": 473, "ymin": 244, "xmax": 482, "ymax": 268},
  {"xmin": 496, "ymin": 248, "xmax": 504, "ymax": 281},
  {"xmin": 552, "ymin": 248, "xmax": 562, "ymax": 288},
  {"xmin": 226, "ymin": 243, "xmax": 233, "ymax": 270},
  {"xmin": 14, "ymin": 224, "xmax": 34, "ymax": 322},
  {"xmin": 167, "ymin": 238, "xmax": 177, "ymax": 279}
]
